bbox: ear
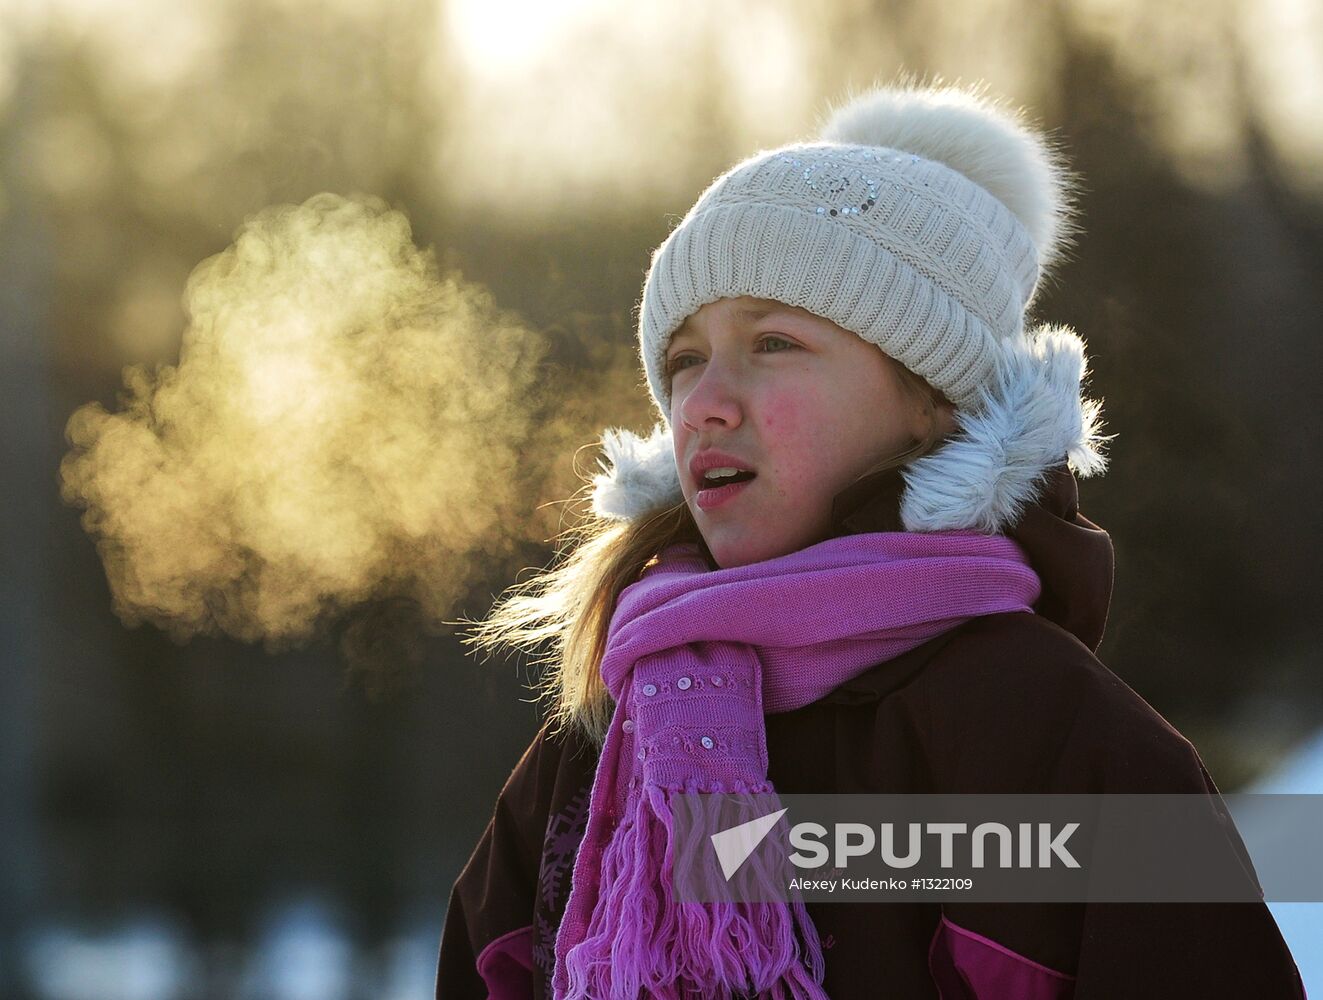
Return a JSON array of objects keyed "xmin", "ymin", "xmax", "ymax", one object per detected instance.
[
  {"xmin": 907, "ymin": 378, "xmax": 957, "ymax": 445},
  {"xmin": 932, "ymin": 398, "xmax": 960, "ymax": 440}
]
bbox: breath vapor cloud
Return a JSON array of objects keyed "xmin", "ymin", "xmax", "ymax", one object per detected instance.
[{"xmin": 61, "ymin": 192, "xmax": 562, "ymax": 677}]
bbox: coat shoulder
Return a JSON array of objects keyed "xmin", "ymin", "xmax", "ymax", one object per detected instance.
[{"xmin": 909, "ymin": 611, "xmax": 1208, "ymax": 794}]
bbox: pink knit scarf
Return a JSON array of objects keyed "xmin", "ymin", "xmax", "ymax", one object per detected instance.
[{"xmin": 552, "ymin": 530, "xmax": 1042, "ymax": 999}]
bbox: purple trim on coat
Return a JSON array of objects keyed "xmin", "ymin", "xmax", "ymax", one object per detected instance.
[
  {"xmin": 476, "ymin": 924, "xmax": 535, "ymax": 1000},
  {"xmin": 928, "ymin": 914, "xmax": 1075, "ymax": 999}
]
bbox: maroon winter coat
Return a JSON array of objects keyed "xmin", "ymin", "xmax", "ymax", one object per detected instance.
[{"xmin": 436, "ymin": 463, "xmax": 1306, "ymax": 999}]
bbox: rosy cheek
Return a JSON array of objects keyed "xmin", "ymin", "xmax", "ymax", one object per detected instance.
[{"xmin": 760, "ymin": 395, "xmax": 797, "ymax": 434}]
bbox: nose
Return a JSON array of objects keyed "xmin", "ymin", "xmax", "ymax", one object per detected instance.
[{"xmin": 675, "ymin": 356, "xmax": 743, "ymax": 433}]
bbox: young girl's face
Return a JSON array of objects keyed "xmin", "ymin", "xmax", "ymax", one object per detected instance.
[{"xmin": 667, "ymin": 296, "xmax": 937, "ymax": 569}]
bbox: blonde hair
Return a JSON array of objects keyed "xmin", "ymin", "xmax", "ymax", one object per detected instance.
[{"xmin": 459, "ymin": 359, "xmax": 954, "ymax": 750}]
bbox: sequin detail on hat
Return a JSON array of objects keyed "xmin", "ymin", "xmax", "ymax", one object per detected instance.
[{"xmin": 778, "ymin": 149, "xmax": 897, "ymax": 219}]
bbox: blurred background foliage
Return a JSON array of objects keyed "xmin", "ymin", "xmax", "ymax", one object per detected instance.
[{"xmin": 1, "ymin": 0, "xmax": 1320, "ymax": 996}]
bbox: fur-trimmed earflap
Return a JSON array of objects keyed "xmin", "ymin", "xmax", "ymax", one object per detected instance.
[
  {"xmin": 590, "ymin": 423, "xmax": 682, "ymax": 521},
  {"xmin": 818, "ymin": 81, "xmax": 1080, "ymax": 285},
  {"xmin": 898, "ymin": 323, "xmax": 1110, "ymax": 533},
  {"xmin": 588, "ymin": 324, "xmax": 1110, "ymax": 535}
]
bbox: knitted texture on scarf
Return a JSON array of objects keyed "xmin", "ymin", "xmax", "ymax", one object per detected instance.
[{"xmin": 552, "ymin": 530, "xmax": 1043, "ymax": 999}]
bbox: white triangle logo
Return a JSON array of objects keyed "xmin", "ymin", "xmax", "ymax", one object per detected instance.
[{"xmin": 710, "ymin": 808, "xmax": 789, "ymax": 880}]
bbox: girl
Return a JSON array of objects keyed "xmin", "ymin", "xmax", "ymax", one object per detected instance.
[{"xmin": 435, "ymin": 82, "xmax": 1305, "ymax": 998}]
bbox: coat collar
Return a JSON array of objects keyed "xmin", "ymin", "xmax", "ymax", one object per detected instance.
[{"xmin": 829, "ymin": 466, "xmax": 909, "ymax": 535}]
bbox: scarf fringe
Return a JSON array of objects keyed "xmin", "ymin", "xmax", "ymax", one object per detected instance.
[{"xmin": 560, "ymin": 778, "xmax": 829, "ymax": 1000}]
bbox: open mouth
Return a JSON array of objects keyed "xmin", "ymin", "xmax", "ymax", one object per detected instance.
[
  {"xmin": 695, "ymin": 470, "xmax": 758, "ymax": 510},
  {"xmin": 699, "ymin": 470, "xmax": 757, "ymax": 491}
]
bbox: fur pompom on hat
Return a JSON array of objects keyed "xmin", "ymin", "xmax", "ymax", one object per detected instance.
[
  {"xmin": 591, "ymin": 80, "xmax": 1109, "ymax": 534},
  {"xmin": 818, "ymin": 82, "xmax": 1079, "ymax": 282}
]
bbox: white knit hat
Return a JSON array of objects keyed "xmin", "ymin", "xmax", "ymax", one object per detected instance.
[{"xmin": 592, "ymin": 82, "xmax": 1110, "ymax": 534}]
